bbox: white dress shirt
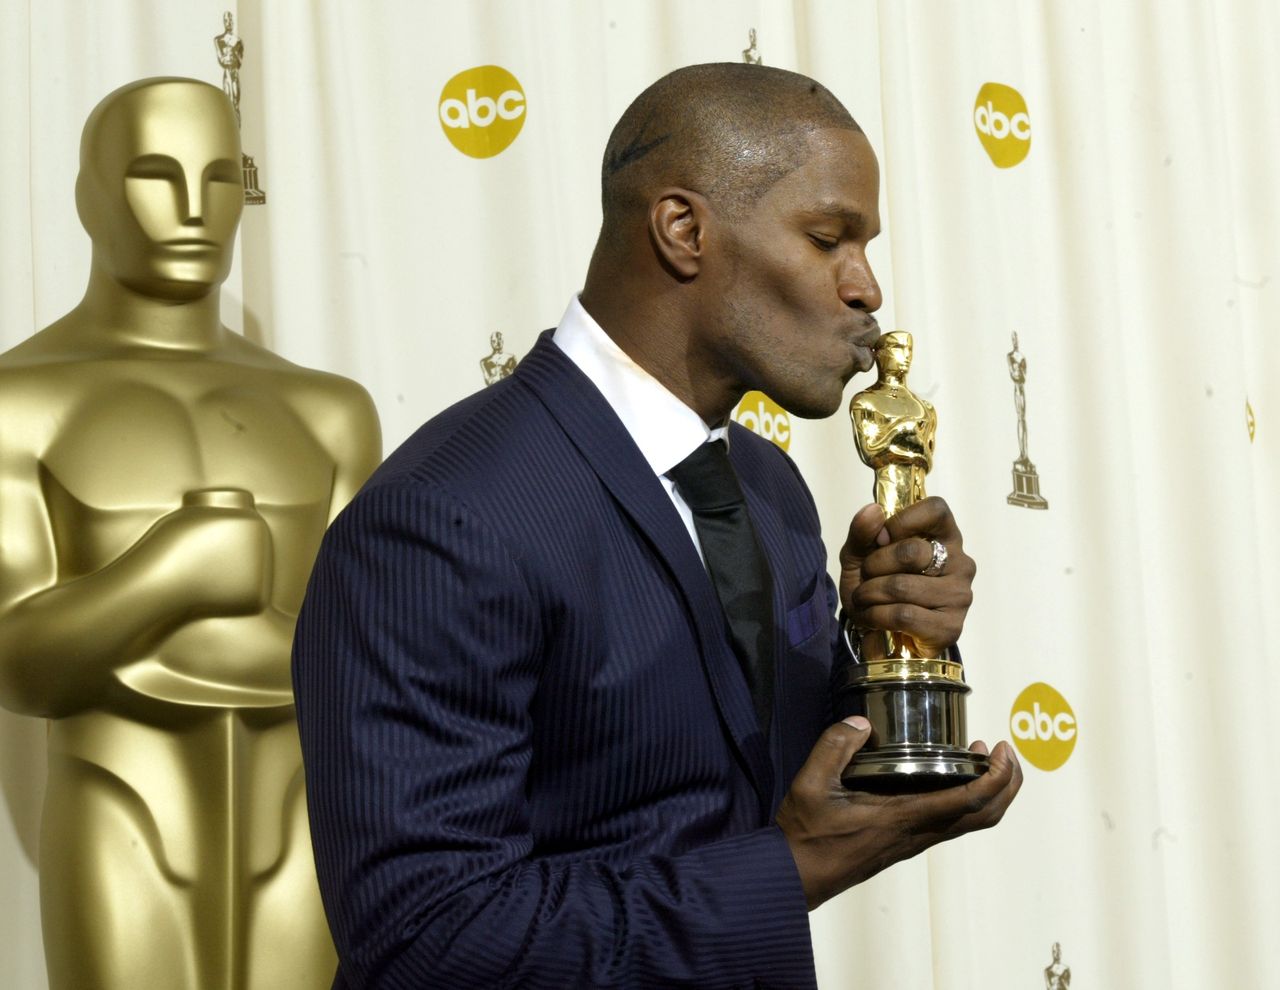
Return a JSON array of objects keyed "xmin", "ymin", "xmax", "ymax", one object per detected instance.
[{"xmin": 551, "ymin": 295, "xmax": 728, "ymax": 561}]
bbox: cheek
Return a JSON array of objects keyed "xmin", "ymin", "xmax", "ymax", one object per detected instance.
[
  {"xmin": 124, "ymin": 178, "xmax": 180, "ymax": 240},
  {"xmin": 206, "ymin": 183, "xmax": 244, "ymax": 239}
]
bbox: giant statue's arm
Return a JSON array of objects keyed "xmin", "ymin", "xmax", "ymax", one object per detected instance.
[
  {"xmin": 292, "ymin": 376, "xmax": 382, "ymax": 525},
  {"xmin": 144, "ymin": 376, "xmax": 380, "ymax": 683},
  {"xmin": 0, "ymin": 447, "xmax": 269, "ymax": 717}
]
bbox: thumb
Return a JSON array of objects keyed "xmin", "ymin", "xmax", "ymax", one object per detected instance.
[
  {"xmin": 794, "ymin": 716, "xmax": 873, "ymax": 791},
  {"xmin": 840, "ymin": 503, "xmax": 889, "ymax": 571}
]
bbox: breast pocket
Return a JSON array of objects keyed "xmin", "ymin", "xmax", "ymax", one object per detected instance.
[{"xmin": 784, "ymin": 578, "xmax": 831, "ymax": 649}]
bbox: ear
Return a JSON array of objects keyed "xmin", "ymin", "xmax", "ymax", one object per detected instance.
[
  {"xmin": 74, "ymin": 171, "xmax": 95, "ymax": 238},
  {"xmin": 647, "ymin": 188, "xmax": 709, "ymax": 281}
]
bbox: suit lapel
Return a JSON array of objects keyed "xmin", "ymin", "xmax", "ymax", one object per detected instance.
[{"xmin": 516, "ymin": 332, "xmax": 775, "ymax": 814}]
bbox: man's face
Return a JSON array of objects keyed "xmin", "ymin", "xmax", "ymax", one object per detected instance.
[
  {"xmin": 78, "ymin": 83, "xmax": 243, "ymax": 300},
  {"xmin": 698, "ymin": 128, "xmax": 883, "ymax": 419}
]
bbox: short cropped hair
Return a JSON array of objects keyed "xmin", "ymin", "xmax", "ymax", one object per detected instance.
[{"xmin": 600, "ymin": 63, "xmax": 861, "ymax": 229}]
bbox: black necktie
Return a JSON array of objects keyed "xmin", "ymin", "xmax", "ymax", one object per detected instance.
[{"xmin": 668, "ymin": 440, "xmax": 775, "ymax": 735}]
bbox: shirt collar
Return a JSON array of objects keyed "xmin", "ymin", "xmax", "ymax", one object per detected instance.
[{"xmin": 551, "ymin": 296, "xmax": 729, "ymax": 476}]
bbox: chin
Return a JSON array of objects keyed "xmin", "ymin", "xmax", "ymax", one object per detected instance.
[
  {"xmin": 775, "ymin": 388, "xmax": 844, "ymax": 421},
  {"xmin": 119, "ymin": 273, "xmax": 219, "ymax": 301}
]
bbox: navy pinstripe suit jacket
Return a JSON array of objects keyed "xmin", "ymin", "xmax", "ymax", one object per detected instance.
[{"xmin": 293, "ymin": 332, "xmax": 848, "ymax": 989}]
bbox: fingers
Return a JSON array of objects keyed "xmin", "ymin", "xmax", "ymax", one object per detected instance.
[
  {"xmin": 844, "ymin": 498, "xmax": 974, "ymax": 583},
  {"xmin": 852, "ymin": 569, "xmax": 974, "ymax": 611},
  {"xmin": 791, "ymin": 717, "xmax": 872, "ymax": 797},
  {"xmin": 778, "ymin": 728, "xmax": 1022, "ymax": 909},
  {"xmin": 839, "ymin": 504, "xmax": 888, "ymax": 571},
  {"xmin": 841, "ymin": 496, "xmax": 975, "ymax": 650},
  {"xmin": 883, "ymin": 496, "xmax": 962, "ymax": 545},
  {"xmin": 853, "ymin": 605, "xmax": 966, "ymax": 654},
  {"xmin": 906, "ymin": 741, "xmax": 1023, "ymax": 834}
]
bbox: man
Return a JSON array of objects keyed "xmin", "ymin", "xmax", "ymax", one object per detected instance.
[
  {"xmin": 0, "ymin": 78, "xmax": 379, "ymax": 988},
  {"xmin": 294, "ymin": 63, "xmax": 1021, "ymax": 989}
]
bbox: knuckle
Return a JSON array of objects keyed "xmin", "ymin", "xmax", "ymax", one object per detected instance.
[
  {"xmin": 890, "ymin": 604, "xmax": 916, "ymax": 629},
  {"xmin": 894, "ymin": 540, "xmax": 919, "ymax": 567},
  {"xmin": 821, "ymin": 723, "xmax": 855, "ymax": 751},
  {"xmin": 923, "ymin": 495, "xmax": 949, "ymax": 520},
  {"xmin": 886, "ymin": 574, "xmax": 914, "ymax": 601}
]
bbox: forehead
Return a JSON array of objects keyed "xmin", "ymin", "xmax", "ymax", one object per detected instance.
[
  {"xmin": 756, "ymin": 128, "xmax": 880, "ymax": 223},
  {"xmin": 89, "ymin": 86, "xmax": 239, "ymax": 172}
]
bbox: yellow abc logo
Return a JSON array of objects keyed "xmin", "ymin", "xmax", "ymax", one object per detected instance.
[
  {"xmin": 1009, "ymin": 682, "xmax": 1076, "ymax": 771},
  {"xmin": 733, "ymin": 391, "xmax": 791, "ymax": 451},
  {"xmin": 973, "ymin": 82, "xmax": 1031, "ymax": 169},
  {"xmin": 438, "ymin": 65, "xmax": 526, "ymax": 159}
]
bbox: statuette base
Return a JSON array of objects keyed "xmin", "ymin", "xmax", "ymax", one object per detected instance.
[
  {"xmin": 1008, "ymin": 460, "xmax": 1048, "ymax": 509},
  {"xmin": 837, "ymin": 656, "xmax": 987, "ymax": 792},
  {"xmin": 242, "ymin": 153, "xmax": 266, "ymax": 205},
  {"xmin": 842, "ymin": 744, "xmax": 989, "ymax": 793}
]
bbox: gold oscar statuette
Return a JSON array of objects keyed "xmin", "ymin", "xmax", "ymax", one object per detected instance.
[
  {"xmin": 840, "ymin": 331, "xmax": 988, "ymax": 791},
  {"xmin": 0, "ymin": 78, "xmax": 380, "ymax": 988}
]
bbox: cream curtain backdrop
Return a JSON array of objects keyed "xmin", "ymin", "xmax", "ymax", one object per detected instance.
[{"xmin": 2, "ymin": 1, "xmax": 1276, "ymax": 987}]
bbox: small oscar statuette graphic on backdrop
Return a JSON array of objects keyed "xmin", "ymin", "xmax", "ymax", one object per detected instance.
[
  {"xmin": 1007, "ymin": 332, "xmax": 1048, "ymax": 508},
  {"xmin": 480, "ymin": 332, "xmax": 518, "ymax": 386},
  {"xmin": 1043, "ymin": 942, "xmax": 1072, "ymax": 990},
  {"xmin": 741, "ymin": 28, "xmax": 762, "ymax": 65},
  {"xmin": 214, "ymin": 11, "xmax": 266, "ymax": 205},
  {"xmin": 839, "ymin": 332, "xmax": 988, "ymax": 791}
]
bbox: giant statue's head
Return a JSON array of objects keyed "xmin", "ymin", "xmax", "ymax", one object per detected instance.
[{"xmin": 76, "ymin": 77, "xmax": 243, "ymax": 300}]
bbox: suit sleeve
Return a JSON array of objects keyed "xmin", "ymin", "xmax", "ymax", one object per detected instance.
[{"xmin": 292, "ymin": 480, "xmax": 816, "ymax": 989}]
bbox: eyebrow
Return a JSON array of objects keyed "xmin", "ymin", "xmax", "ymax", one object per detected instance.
[
  {"xmin": 799, "ymin": 203, "xmax": 881, "ymax": 236},
  {"xmin": 802, "ymin": 203, "xmax": 869, "ymax": 223}
]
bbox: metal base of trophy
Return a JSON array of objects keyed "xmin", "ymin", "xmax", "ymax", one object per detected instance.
[
  {"xmin": 1007, "ymin": 460, "xmax": 1048, "ymax": 509},
  {"xmin": 842, "ymin": 745, "xmax": 988, "ymax": 793},
  {"xmin": 837, "ymin": 656, "xmax": 988, "ymax": 793}
]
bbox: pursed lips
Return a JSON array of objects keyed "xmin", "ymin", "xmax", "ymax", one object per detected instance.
[{"xmin": 848, "ymin": 317, "xmax": 882, "ymax": 371}]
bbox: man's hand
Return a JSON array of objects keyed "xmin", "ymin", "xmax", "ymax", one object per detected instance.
[
  {"xmin": 839, "ymin": 496, "xmax": 976, "ymax": 657},
  {"xmin": 776, "ymin": 717, "xmax": 1022, "ymax": 909}
]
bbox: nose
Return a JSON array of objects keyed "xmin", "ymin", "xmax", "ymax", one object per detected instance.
[
  {"xmin": 181, "ymin": 170, "xmax": 205, "ymax": 227},
  {"xmin": 837, "ymin": 250, "xmax": 882, "ymax": 313}
]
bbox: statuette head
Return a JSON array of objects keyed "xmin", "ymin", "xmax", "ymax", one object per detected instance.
[{"xmin": 874, "ymin": 331, "xmax": 913, "ymax": 377}]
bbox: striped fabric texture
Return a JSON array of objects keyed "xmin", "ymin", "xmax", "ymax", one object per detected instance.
[{"xmin": 293, "ymin": 332, "xmax": 848, "ymax": 989}]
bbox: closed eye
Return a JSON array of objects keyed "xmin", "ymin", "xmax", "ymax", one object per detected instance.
[
  {"xmin": 126, "ymin": 154, "xmax": 182, "ymax": 180},
  {"xmin": 808, "ymin": 233, "xmax": 838, "ymax": 252},
  {"xmin": 205, "ymin": 159, "xmax": 241, "ymax": 185}
]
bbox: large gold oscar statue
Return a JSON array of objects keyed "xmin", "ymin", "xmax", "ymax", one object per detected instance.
[{"xmin": 0, "ymin": 78, "xmax": 381, "ymax": 988}]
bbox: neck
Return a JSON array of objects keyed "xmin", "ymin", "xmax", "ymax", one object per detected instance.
[
  {"xmin": 581, "ymin": 268, "xmax": 738, "ymax": 428},
  {"xmin": 77, "ymin": 261, "xmax": 227, "ymax": 352}
]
